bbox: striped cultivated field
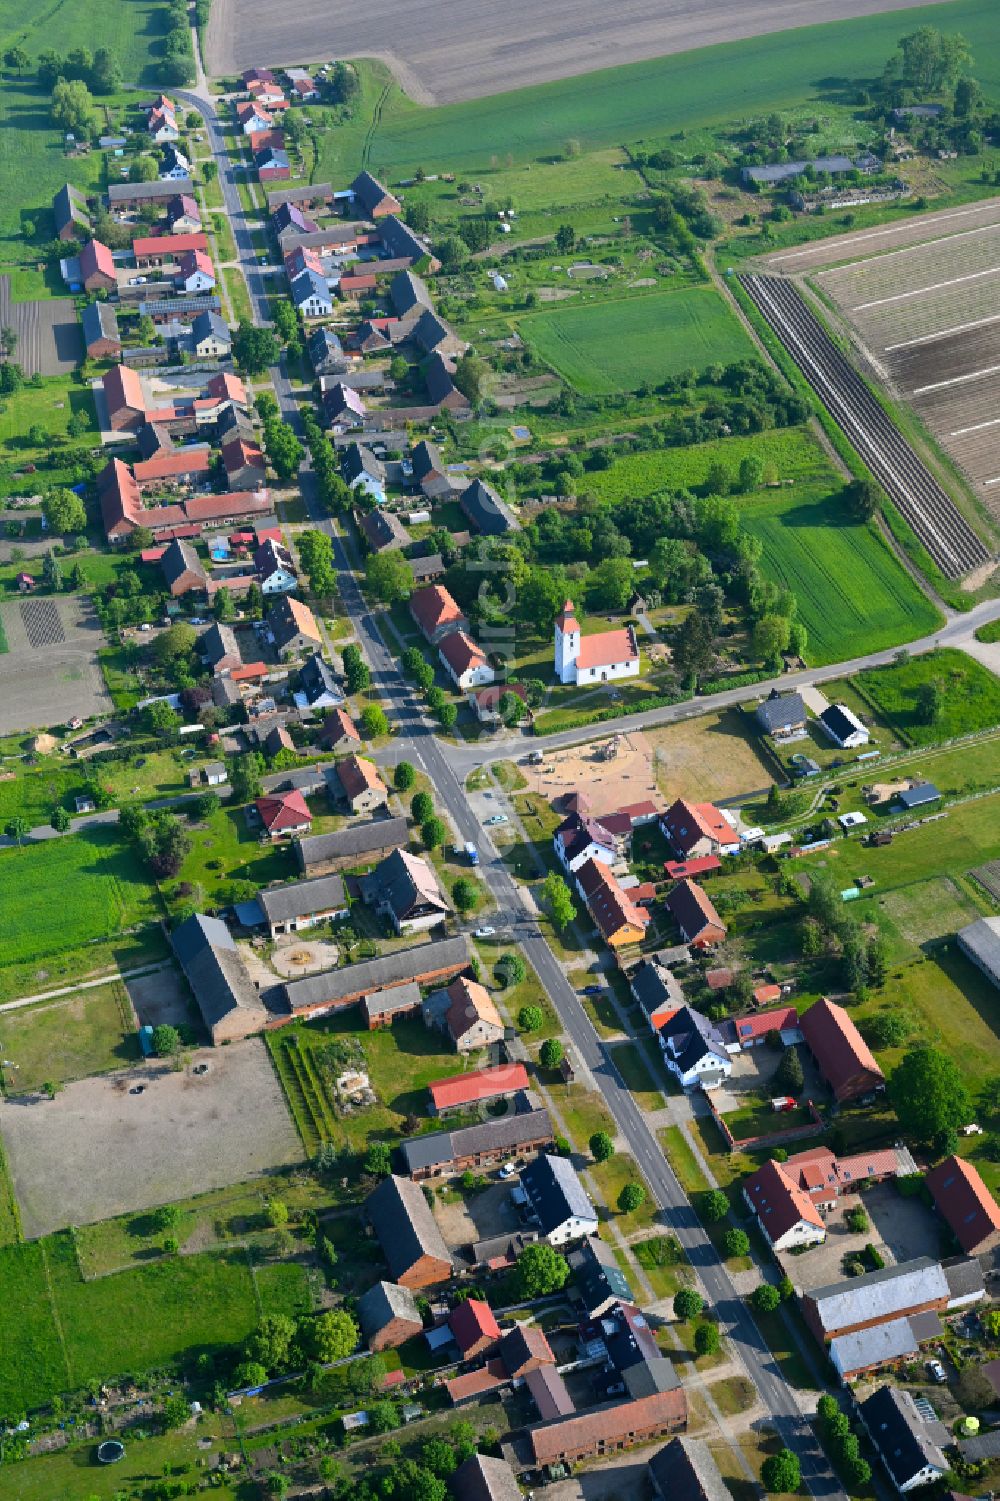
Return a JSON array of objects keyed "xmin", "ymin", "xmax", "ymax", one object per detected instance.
[{"xmin": 785, "ymin": 198, "xmax": 1000, "ymax": 524}]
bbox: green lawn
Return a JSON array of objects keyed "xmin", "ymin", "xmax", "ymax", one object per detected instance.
[
  {"xmin": 0, "ymin": 375, "xmax": 96, "ymax": 460},
  {"xmin": 0, "ymin": 827, "xmax": 162, "ymax": 968},
  {"xmin": 742, "ymin": 492, "xmax": 941, "ymax": 665},
  {"xmin": 176, "ymin": 805, "xmax": 296, "ymax": 906},
  {"xmin": 584, "ymin": 425, "xmax": 940, "ymax": 664},
  {"xmin": 0, "ymin": 1231, "xmax": 308, "ymax": 1413},
  {"xmin": 319, "ymin": 2, "xmax": 1000, "ymax": 182},
  {"xmin": 518, "ymin": 286, "xmax": 754, "ymax": 393},
  {"xmin": 0, "ymin": 981, "xmax": 137, "ymax": 1093},
  {"xmin": 0, "ymin": 745, "xmax": 190, "ymax": 828},
  {"xmin": 0, "ymin": 926, "xmax": 168, "ymax": 1008},
  {"xmin": 857, "ymin": 650, "xmax": 1000, "ymax": 745}
]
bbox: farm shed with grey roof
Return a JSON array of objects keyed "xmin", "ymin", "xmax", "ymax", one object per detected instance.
[
  {"xmin": 357, "ymin": 1279, "xmax": 423, "ymax": 1350},
  {"xmin": 257, "ymin": 873, "xmax": 347, "ymax": 935},
  {"xmin": 282, "ymin": 933, "xmax": 470, "ymax": 1015},
  {"xmin": 81, "ymin": 299, "xmax": 120, "ymax": 353},
  {"xmin": 295, "ymin": 815, "xmax": 408, "ymax": 874},
  {"xmin": 365, "ymin": 1173, "xmax": 452, "ymax": 1289},
  {"xmin": 958, "ymin": 917, "xmax": 1000, "ymax": 986},
  {"xmin": 460, "ymin": 477, "xmax": 519, "ymax": 535},
  {"xmin": 170, "ymin": 912, "xmax": 266, "ymax": 1043},
  {"xmin": 803, "ymin": 1257, "xmax": 950, "ymax": 1340},
  {"xmin": 742, "ymin": 155, "xmax": 856, "ymax": 184},
  {"xmin": 400, "ymin": 1106, "xmax": 554, "ymax": 1180},
  {"xmin": 649, "ymin": 1437, "xmax": 734, "ymax": 1501},
  {"xmin": 450, "ymin": 1454, "xmax": 522, "ymax": 1501},
  {"xmin": 390, "ymin": 268, "xmax": 433, "ymax": 318},
  {"xmin": 108, "ymin": 178, "xmax": 189, "ymax": 204}
]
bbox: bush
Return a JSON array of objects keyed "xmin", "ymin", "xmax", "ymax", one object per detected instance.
[
  {"xmin": 722, "ymin": 1228, "xmax": 750, "ymax": 1258},
  {"xmin": 673, "ymin": 1287, "xmax": 703, "ymax": 1321},
  {"xmin": 845, "ymin": 1206, "xmax": 868, "ymax": 1234},
  {"xmin": 751, "ymin": 1283, "xmax": 781, "ymax": 1313}
]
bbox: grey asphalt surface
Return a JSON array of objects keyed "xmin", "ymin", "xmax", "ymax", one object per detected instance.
[{"xmin": 172, "ymin": 51, "xmax": 998, "ymax": 1491}]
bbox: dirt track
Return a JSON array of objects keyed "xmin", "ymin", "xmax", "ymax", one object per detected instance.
[{"xmin": 206, "ymin": 0, "xmax": 937, "ymax": 106}]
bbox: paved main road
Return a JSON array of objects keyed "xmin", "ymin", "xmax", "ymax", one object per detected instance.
[{"xmin": 182, "ymin": 70, "xmax": 852, "ymax": 1492}]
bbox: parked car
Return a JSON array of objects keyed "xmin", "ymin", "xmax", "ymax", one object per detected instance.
[
  {"xmin": 474, "ymin": 926, "xmax": 496, "ymax": 938},
  {"xmin": 484, "ymin": 813, "xmax": 508, "ymax": 826},
  {"xmin": 580, "ymin": 985, "xmax": 603, "ymax": 995},
  {"xmin": 926, "ymin": 1360, "xmax": 947, "ymax": 1384}
]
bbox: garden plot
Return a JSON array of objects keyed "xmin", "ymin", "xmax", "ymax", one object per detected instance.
[
  {"xmin": 0, "ymin": 594, "xmax": 110, "ymax": 733},
  {"xmin": 0, "ymin": 275, "xmax": 81, "ymax": 376},
  {"xmin": 802, "ymin": 206, "xmax": 1000, "ymax": 515}
]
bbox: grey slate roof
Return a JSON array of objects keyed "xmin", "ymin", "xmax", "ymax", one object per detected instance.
[
  {"xmin": 81, "ymin": 299, "xmax": 119, "ymax": 347},
  {"xmin": 819, "ymin": 703, "xmax": 862, "ymax": 742},
  {"xmin": 366, "ymin": 1173, "xmax": 452, "ymax": 1281},
  {"xmin": 400, "ymin": 1106, "xmax": 554, "ymax": 1175},
  {"xmin": 295, "ymin": 815, "xmax": 408, "ymax": 873},
  {"xmin": 170, "ymin": 912, "xmax": 265, "ymax": 1032},
  {"xmin": 109, "ymin": 178, "xmax": 188, "ymax": 203},
  {"xmin": 342, "ymin": 441, "xmax": 386, "ymax": 486},
  {"xmin": 298, "ymin": 652, "xmax": 342, "ymax": 705},
  {"xmin": 460, "ymin": 478, "xmax": 519, "ymax": 535},
  {"xmin": 411, "ymin": 438, "xmax": 445, "ymax": 481},
  {"xmin": 282, "ymin": 933, "xmax": 469, "ymax": 1012},
  {"xmin": 943, "ymin": 1256, "xmax": 986, "ymax": 1302},
  {"xmin": 258, "ymin": 873, "xmax": 346, "ymax": 926},
  {"xmin": 660, "ymin": 1005, "xmax": 729, "ymax": 1075},
  {"xmin": 379, "ymin": 215, "xmax": 428, "ymax": 263},
  {"xmin": 202, "ymin": 620, "xmax": 240, "ymax": 667},
  {"xmin": 363, "ymin": 981, "xmax": 422, "ymax": 1018},
  {"xmin": 649, "ymin": 1437, "xmax": 734, "ymax": 1501},
  {"xmin": 450, "ymin": 1453, "xmax": 522, "ymax": 1501},
  {"xmin": 357, "ymin": 1279, "xmax": 422, "ymax": 1341},
  {"xmin": 807, "ymin": 1257, "xmax": 950, "ymax": 1336},
  {"xmin": 390, "ymin": 268, "xmax": 433, "ymax": 318},
  {"xmin": 898, "ymin": 782, "xmax": 940, "ymax": 809},
  {"xmin": 567, "ymin": 1236, "xmax": 635, "ymax": 1312},
  {"xmin": 520, "ymin": 1152, "xmax": 596, "ymax": 1234},
  {"xmin": 630, "ymin": 957, "xmax": 684, "ymax": 1020},
  {"xmin": 756, "ymin": 689, "xmax": 806, "ymax": 733},
  {"xmin": 829, "ymin": 1318, "xmax": 921, "ymax": 1374},
  {"xmin": 161, "ymin": 538, "xmax": 207, "ymax": 589},
  {"xmin": 860, "ymin": 1385, "xmax": 948, "ymax": 1489},
  {"xmin": 191, "ymin": 308, "xmax": 231, "ymax": 347},
  {"xmin": 351, "ymin": 170, "xmax": 397, "ymax": 216},
  {"xmin": 959, "ymin": 916, "xmax": 1000, "ymax": 984}
]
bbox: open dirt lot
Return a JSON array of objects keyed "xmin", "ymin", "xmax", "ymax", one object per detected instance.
[
  {"xmin": 520, "ymin": 730, "xmax": 659, "ymax": 817},
  {"xmin": 646, "ymin": 709, "xmax": 775, "ymax": 805},
  {"xmin": 0, "ymin": 1039, "xmax": 303, "ymax": 1238},
  {"xmin": 206, "ymin": 0, "xmax": 938, "ymax": 105},
  {"xmin": 432, "ymin": 1179, "xmax": 521, "ymax": 1248},
  {"xmin": 0, "ymin": 277, "xmax": 81, "ymax": 377},
  {"xmin": 126, "ymin": 966, "xmax": 195, "ymax": 1030},
  {"xmin": 0, "ymin": 595, "xmax": 110, "ymax": 733}
]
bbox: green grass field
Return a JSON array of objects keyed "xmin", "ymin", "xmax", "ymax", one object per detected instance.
[
  {"xmin": 0, "ymin": 981, "xmax": 138, "ymax": 1092},
  {"xmin": 315, "ymin": 1, "xmax": 1000, "ymax": 183},
  {"xmin": 858, "ymin": 649, "xmax": 1000, "ymax": 745},
  {"xmin": 586, "ymin": 426, "xmax": 940, "ymax": 664},
  {"xmin": 743, "ymin": 493, "xmax": 941, "ymax": 665},
  {"xmin": 0, "ymin": 827, "xmax": 161, "ymax": 967},
  {"xmin": 0, "ymin": 1232, "xmax": 308, "ymax": 1412},
  {"xmin": 518, "ymin": 287, "xmax": 754, "ymax": 393}
]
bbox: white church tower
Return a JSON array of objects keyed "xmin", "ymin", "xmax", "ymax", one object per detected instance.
[{"xmin": 554, "ymin": 599, "xmax": 580, "ymax": 684}]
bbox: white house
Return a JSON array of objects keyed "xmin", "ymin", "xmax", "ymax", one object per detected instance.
[
  {"xmin": 859, "ymin": 1387, "xmax": 949, "ymax": 1492},
  {"xmin": 160, "ymin": 144, "xmax": 191, "ymax": 180},
  {"xmin": 149, "ymin": 113, "xmax": 179, "ymax": 143},
  {"xmin": 175, "ymin": 249, "xmax": 215, "ymax": 293},
  {"xmin": 255, "ymin": 539, "xmax": 297, "ymax": 594},
  {"xmin": 553, "ymin": 811, "xmax": 618, "ymax": 875},
  {"xmin": 519, "ymin": 1153, "xmax": 599, "ymax": 1246},
  {"xmin": 439, "ymin": 631, "xmax": 494, "ymax": 692},
  {"xmin": 554, "ymin": 599, "xmax": 639, "ymax": 686},
  {"xmin": 658, "ymin": 1005, "xmax": 733, "ymax": 1090},
  {"xmin": 743, "ymin": 1159, "xmax": 827, "ymax": 1253},
  {"xmin": 291, "ymin": 268, "xmax": 334, "ymax": 319},
  {"xmin": 819, "ymin": 703, "xmax": 870, "ymax": 749}
]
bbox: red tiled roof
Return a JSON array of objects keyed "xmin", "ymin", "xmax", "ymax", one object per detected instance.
[
  {"xmin": 735, "ymin": 1006, "xmax": 798, "ymax": 1043},
  {"xmin": 133, "ymin": 449, "xmax": 211, "ymax": 484},
  {"xmin": 744, "ymin": 1158, "xmax": 825, "ymax": 1244},
  {"xmin": 527, "ymin": 1390, "xmax": 687, "ymax": 1464},
  {"xmin": 576, "ymin": 859, "xmax": 650, "ymax": 943},
  {"xmin": 410, "ymin": 583, "xmax": 464, "ymax": 638},
  {"xmin": 206, "ymin": 371, "xmax": 247, "ymax": 406},
  {"xmin": 926, "ymin": 1155, "xmax": 1000, "ymax": 1253},
  {"xmin": 440, "ymin": 630, "xmax": 487, "ymax": 678},
  {"xmin": 80, "ymin": 237, "xmax": 115, "ymax": 281},
  {"xmin": 230, "ymin": 661, "xmax": 267, "ymax": 681},
  {"xmin": 576, "ymin": 625, "xmax": 639, "ymax": 671},
  {"xmin": 429, "ymin": 1064, "xmax": 529, "ymax": 1113},
  {"xmin": 337, "ymin": 754, "xmax": 384, "ymax": 800},
  {"xmin": 102, "ymin": 364, "xmax": 145, "ymax": 417},
  {"xmin": 662, "ymin": 798, "xmax": 739, "ymax": 856},
  {"xmin": 133, "ymin": 232, "xmax": 208, "ymax": 259},
  {"xmin": 664, "ymin": 855, "xmax": 722, "ymax": 880},
  {"xmin": 319, "ymin": 707, "xmax": 360, "ymax": 746},
  {"xmin": 183, "ymin": 492, "xmax": 271, "ymax": 523},
  {"xmin": 449, "ymin": 1298, "xmax": 501, "ymax": 1354},
  {"xmin": 255, "ymin": 788, "xmax": 312, "ymax": 832},
  {"xmin": 444, "ymin": 1359, "xmax": 507, "ymax": 1404},
  {"xmin": 799, "ymin": 997, "xmax": 884, "ymax": 1103},
  {"xmin": 665, "ymin": 879, "xmax": 726, "ymax": 942}
]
